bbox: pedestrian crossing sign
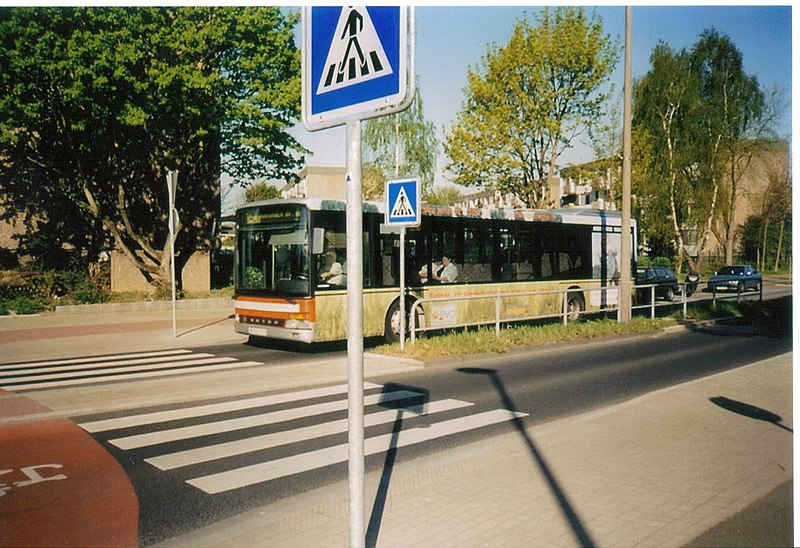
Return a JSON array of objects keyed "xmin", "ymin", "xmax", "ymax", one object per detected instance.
[
  {"xmin": 386, "ymin": 178, "xmax": 420, "ymax": 227},
  {"xmin": 303, "ymin": 6, "xmax": 414, "ymax": 131}
]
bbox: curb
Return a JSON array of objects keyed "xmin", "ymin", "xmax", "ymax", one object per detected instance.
[{"xmin": 54, "ymin": 297, "xmax": 233, "ymax": 315}]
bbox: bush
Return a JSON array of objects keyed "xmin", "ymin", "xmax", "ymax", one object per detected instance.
[
  {"xmin": 4, "ymin": 294, "xmax": 51, "ymax": 315},
  {"xmin": 637, "ymin": 256, "xmax": 673, "ymax": 268},
  {"xmin": 0, "ymin": 265, "xmax": 110, "ymax": 314}
]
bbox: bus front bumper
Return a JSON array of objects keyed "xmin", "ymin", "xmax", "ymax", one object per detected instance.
[{"xmin": 234, "ymin": 321, "xmax": 315, "ymax": 344}]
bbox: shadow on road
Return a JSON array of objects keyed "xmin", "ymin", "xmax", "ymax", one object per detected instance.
[
  {"xmin": 366, "ymin": 383, "xmax": 429, "ymax": 548},
  {"xmin": 457, "ymin": 367, "xmax": 596, "ymax": 547},
  {"xmin": 711, "ymin": 396, "xmax": 793, "ymax": 433}
]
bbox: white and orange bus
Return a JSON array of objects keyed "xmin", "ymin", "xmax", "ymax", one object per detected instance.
[{"xmin": 233, "ymin": 198, "xmax": 636, "ymax": 344}]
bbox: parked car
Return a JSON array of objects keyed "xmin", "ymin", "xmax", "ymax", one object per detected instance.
[
  {"xmin": 706, "ymin": 265, "xmax": 762, "ymax": 293},
  {"xmin": 636, "ymin": 266, "xmax": 680, "ymax": 302}
]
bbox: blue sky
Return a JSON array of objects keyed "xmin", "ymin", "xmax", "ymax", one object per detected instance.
[
  {"xmin": 289, "ymin": 5, "xmax": 792, "ymax": 188},
  {"xmin": 224, "ymin": 4, "xmax": 792, "ymax": 210}
]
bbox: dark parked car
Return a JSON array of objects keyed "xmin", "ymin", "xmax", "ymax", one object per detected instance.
[
  {"xmin": 636, "ymin": 266, "xmax": 680, "ymax": 302},
  {"xmin": 706, "ymin": 265, "xmax": 762, "ymax": 293}
]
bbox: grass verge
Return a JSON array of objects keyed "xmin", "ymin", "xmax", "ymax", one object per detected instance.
[{"xmin": 372, "ymin": 317, "xmax": 674, "ymax": 361}]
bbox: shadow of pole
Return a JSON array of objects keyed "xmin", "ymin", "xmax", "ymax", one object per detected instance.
[
  {"xmin": 366, "ymin": 410, "xmax": 403, "ymax": 548},
  {"xmin": 366, "ymin": 384, "xmax": 429, "ymax": 548},
  {"xmin": 458, "ymin": 367, "xmax": 596, "ymax": 547},
  {"xmin": 177, "ymin": 314, "xmax": 234, "ymax": 338},
  {"xmin": 711, "ymin": 396, "xmax": 793, "ymax": 433}
]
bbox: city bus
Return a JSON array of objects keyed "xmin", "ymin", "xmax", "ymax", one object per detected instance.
[{"xmin": 233, "ymin": 198, "xmax": 636, "ymax": 344}]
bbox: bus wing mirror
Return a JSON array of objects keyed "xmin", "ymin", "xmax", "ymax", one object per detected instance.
[{"xmin": 312, "ymin": 228, "xmax": 325, "ymax": 255}]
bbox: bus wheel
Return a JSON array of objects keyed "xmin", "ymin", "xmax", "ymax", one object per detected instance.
[
  {"xmin": 384, "ymin": 299, "xmax": 422, "ymax": 344},
  {"xmin": 565, "ymin": 291, "xmax": 585, "ymax": 323}
]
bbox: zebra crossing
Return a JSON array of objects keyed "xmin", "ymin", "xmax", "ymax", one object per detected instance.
[
  {"xmin": 79, "ymin": 382, "xmax": 528, "ymax": 495},
  {"xmin": 0, "ymin": 349, "xmax": 264, "ymax": 391}
]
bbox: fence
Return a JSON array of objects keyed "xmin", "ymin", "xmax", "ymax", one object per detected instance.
[{"xmin": 406, "ymin": 280, "xmax": 763, "ymax": 346}]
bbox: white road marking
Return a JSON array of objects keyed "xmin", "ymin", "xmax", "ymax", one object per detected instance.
[
  {"xmin": 0, "ymin": 349, "xmax": 192, "ymax": 371},
  {"xmin": 0, "ymin": 356, "xmax": 234, "ymax": 384},
  {"xmin": 80, "ymin": 382, "xmax": 382, "ymax": 433},
  {"xmin": 145, "ymin": 399, "xmax": 474, "ymax": 470},
  {"xmin": 0, "ymin": 353, "xmax": 217, "ymax": 377},
  {"xmin": 109, "ymin": 389, "xmax": 425, "ymax": 450},
  {"xmin": 187, "ymin": 409, "xmax": 528, "ymax": 494},
  {"xmin": 5, "ymin": 361, "xmax": 264, "ymax": 391}
]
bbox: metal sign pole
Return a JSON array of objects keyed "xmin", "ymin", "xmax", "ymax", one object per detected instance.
[
  {"xmin": 345, "ymin": 119, "xmax": 365, "ymax": 548},
  {"xmin": 166, "ymin": 170, "xmax": 178, "ymax": 338},
  {"xmin": 399, "ymin": 226, "xmax": 406, "ymax": 351}
]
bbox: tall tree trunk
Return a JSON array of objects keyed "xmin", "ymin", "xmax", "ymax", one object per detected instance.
[
  {"xmin": 760, "ymin": 219, "xmax": 769, "ymax": 271},
  {"xmin": 774, "ymin": 219, "xmax": 784, "ymax": 271},
  {"xmin": 724, "ymin": 151, "xmax": 737, "ymax": 265}
]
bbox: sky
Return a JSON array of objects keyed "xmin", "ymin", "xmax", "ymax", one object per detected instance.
[{"xmin": 226, "ymin": 4, "xmax": 793, "ymax": 211}]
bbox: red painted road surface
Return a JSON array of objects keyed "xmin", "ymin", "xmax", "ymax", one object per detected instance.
[{"xmin": 0, "ymin": 389, "xmax": 138, "ymax": 547}]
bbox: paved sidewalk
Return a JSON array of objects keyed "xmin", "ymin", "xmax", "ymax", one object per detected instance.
[
  {"xmin": 0, "ymin": 300, "xmax": 245, "ymax": 363},
  {"xmin": 157, "ymin": 352, "xmax": 793, "ymax": 548}
]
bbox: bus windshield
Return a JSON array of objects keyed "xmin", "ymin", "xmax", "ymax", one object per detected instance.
[{"xmin": 235, "ymin": 205, "xmax": 310, "ymax": 297}]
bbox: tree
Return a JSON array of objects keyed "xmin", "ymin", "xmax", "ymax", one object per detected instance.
[
  {"xmin": 633, "ymin": 31, "xmax": 774, "ymax": 273},
  {"xmin": 445, "ymin": 7, "xmax": 618, "ymax": 208},
  {"xmin": 0, "ymin": 7, "xmax": 303, "ymax": 287},
  {"xmin": 424, "ymin": 186, "xmax": 462, "ymax": 206},
  {"xmin": 244, "ymin": 182, "xmax": 281, "ymax": 203},
  {"xmin": 586, "ymin": 86, "xmax": 623, "ymax": 208},
  {"xmin": 362, "ymin": 85, "xmax": 439, "ymax": 198},
  {"xmin": 691, "ymin": 30, "xmax": 769, "ymax": 265},
  {"xmin": 633, "ymin": 41, "xmax": 722, "ymax": 273}
]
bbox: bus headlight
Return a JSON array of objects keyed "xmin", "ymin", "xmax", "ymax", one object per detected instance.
[
  {"xmin": 285, "ymin": 313, "xmax": 311, "ymax": 330},
  {"xmin": 284, "ymin": 319, "xmax": 312, "ymax": 330}
]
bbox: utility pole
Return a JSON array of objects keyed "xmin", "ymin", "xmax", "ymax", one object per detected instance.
[{"xmin": 619, "ymin": 7, "xmax": 633, "ymax": 323}]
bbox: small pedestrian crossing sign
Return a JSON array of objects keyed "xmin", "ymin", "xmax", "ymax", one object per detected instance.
[
  {"xmin": 386, "ymin": 178, "xmax": 420, "ymax": 227},
  {"xmin": 303, "ymin": 6, "xmax": 413, "ymax": 131}
]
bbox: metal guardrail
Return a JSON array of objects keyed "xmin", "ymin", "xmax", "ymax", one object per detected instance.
[
  {"xmin": 406, "ymin": 280, "xmax": 764, "ymax": 346},
  {"xmin": 709, "ymin": 280, "xmax": 764, "ymax": 306},
  {"xmin": 408, "ymin": 286, "xmax": 617, "ymax": 346},
  {"xmin": 631, "ymin": 282, "xmax": 691, "ymax": 320}
]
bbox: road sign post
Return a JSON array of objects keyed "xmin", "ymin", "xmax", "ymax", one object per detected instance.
[
  {"xmin": 302, "ymin": 8, "xmax": 414, "ymax": 547},
  {"xmin": 166, "ymin": 170, "xmax": 178, "ymax": 338},
  {"xmin": 386, "ymin": 178, "xmax": 421, "ymax": 351}
]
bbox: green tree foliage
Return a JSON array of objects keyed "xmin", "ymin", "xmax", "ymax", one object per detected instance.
[
  {"xmin": 633, "ymin": 30, "xmax": 771, "ymax": 272},
  {"xmin": 423, "ymin": 186, "xmax": 462, "ymax": 206},
  {"xmin": 244, "ymin": 182, "xmax": 281, "ymax": 203},
  {"xmin": 445, "ymin": 8, "xmax": 618, "ymax": 208},
  {"xmin": 691, "ymin": 31, "xmax": 777, "ymax": 264},
  {"xmin": 0, "ymin": 7, "xmax": 303, "ymax": 287},
  {"xmin": 363, "ymin": 86, "xmax": 439, "ymax": 198}
]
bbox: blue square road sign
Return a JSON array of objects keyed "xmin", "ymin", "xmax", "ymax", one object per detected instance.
[
  {"xmin": 303, "ymin": 6, "xmax": 414, "ymax": 131},
  {"xmin": 386, "ymin": 178, "xmax": 420, "ymax": 227}
]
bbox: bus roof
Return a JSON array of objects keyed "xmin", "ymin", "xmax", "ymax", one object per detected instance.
[{"xmin": 237, "ymin": 198, "xmax": 633, "ymax": 227}]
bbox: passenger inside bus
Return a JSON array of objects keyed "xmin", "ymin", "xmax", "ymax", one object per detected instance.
[
  {"xmin": 319, "ymin": 249, "xmax": 346, "ymax": 287},
  {"xmin": 431, "ymin": 255, "xmax": 458, "ymax": 283}
]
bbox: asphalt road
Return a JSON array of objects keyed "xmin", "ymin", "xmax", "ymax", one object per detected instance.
[{"xmin": 63, "ymin": 304, "xmax": 791, "ymax": 545}]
